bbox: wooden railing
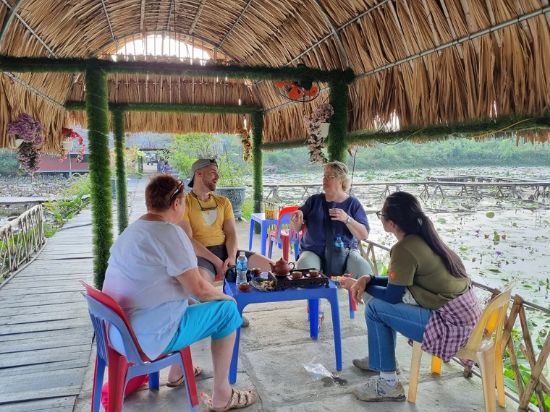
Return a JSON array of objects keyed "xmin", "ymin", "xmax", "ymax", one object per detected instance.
[
  {"xmin": 260, "ymin": 180, "xmax": 550, "ymax": 204},
  {"xmin": 360, "ymin": 239, "xmax": 550, "ymax": 411},
  {"xmin": 0, "ymin": 205, "xmax": 45, "ymax": 281}
]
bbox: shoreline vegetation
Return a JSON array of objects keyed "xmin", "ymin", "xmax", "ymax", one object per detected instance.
[{"xmin": 263, "ymin": 137, "xmax": 550, "ymax": 172}]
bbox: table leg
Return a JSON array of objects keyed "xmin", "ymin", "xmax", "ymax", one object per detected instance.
[
  {"xmin": 308, "ymin": 299, "xmax": 319, "ymax": 340},
  {"xmin": 260, "ymin": 222, "xmax": 268, "ymax": 256},
  {"xmin": 229, "ymin": 306, "xmax": 245, "ymax": 384},
  {"xmin": 282, "ymin": 236, "xmax": 289, "ymax": 261},
  {"xmin": 248, "ymin": 219, "xmax": 254, "ymax": 251},
  {"xmin": 328, "ymin": 294, "xmax": 343, "ymax": 371}
]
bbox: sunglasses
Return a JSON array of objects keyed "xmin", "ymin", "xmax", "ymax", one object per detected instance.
[
  {"xmin": 191, "ymin": 192, "xmax": 218, "ymax": 211},
  {"xmin": 169, "ymin": 181, "xmax": 184, "ymax": 203}
]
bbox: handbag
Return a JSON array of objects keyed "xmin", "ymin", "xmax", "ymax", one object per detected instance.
[{"xmin": 322, "ymin": 200, "xmax": 350, "ymax": 276}]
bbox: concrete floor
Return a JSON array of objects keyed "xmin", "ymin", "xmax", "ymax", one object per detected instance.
[{"xmin": 73, "ymin": 178, "xmax": 519, "ymax": 411}]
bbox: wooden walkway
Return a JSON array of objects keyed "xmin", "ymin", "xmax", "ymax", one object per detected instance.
[
  {"xmin": 0, "ymin": 210, "xmax": 94, "ymax": 411},
  {"xmin": 0, "ymin": 178, "xmax": 141, "ymax": 411}
]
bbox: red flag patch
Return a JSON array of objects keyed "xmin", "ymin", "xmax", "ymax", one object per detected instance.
[{"xmin": 388, "ymin": 271, "xmax": 396, "ymax": 280}]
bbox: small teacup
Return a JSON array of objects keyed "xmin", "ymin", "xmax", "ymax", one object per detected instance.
[
  {"xmin": 238, "ymin": 282, "xmax": 251, "ymax": 292},
  {"xmin": 291, "ymin": 271, "xmax": 303, "ymax": 280},
  {"xmin": 309, "ymin": 270, "xmax": 320, "ymax": 278}
]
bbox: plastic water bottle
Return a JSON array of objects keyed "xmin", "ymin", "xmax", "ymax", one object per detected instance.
[
  {"xmin": 334, "ymin": 235, "xmax": 344, "ymax": 249},
  {"xmin": 236, "ymin": 251, "xmax": 248, "ymax": 288}
]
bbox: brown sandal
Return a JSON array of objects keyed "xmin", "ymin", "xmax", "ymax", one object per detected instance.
[
  {"xmin": 166, "ymin": 366, "xmax": 203, "ymax": 388},
  {"xmin": 207, "ymin": 388, "xmax": 257, "ymax": 411}
]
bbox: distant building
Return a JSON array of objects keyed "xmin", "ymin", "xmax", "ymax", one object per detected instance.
[{"xmin": 37, "ymin": 154, "xmax": 89, "ymax": 176}]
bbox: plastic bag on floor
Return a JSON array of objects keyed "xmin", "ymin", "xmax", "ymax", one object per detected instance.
[{"xmin": 303, "ymin": 362, "xmax": 347, "ymax": 386}]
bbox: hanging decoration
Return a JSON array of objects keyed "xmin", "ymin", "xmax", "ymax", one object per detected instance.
[
  {"xmin": 303, "ymin": 103, "xmax": 334, "ymax": 164},
  {"xmin": 274, "ymin": 79, "xmax": 320, "ymax": 102},
  {"xmin": 239, "ymin": 127, "xmax": 252, "ymax": 161},
  {"xmin": 61, "ymin": 127, "xmax": 85, "ymax": 162},
  {"xmin": 7, "ymin": 113, "xmax": 44, "ymax": 175},
  {"xmin": 274, "ymin": 63, "xmax": 321, "ymax": 103}
]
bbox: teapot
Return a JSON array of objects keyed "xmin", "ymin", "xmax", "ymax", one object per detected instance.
[{"xmin": 269, "ymin": 258, "xmax": 295, "ymax": 276}]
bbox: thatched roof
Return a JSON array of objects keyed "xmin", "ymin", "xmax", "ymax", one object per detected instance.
[{"xmin": 0, "ymin": 0, "xmax": 549, "ymax": 150}]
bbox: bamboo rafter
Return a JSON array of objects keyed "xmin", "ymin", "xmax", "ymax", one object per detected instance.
[
  {"xmin": 0, "ymin": 0, "xmax": 56, "ymax": 56},
  {"xmin": 0, "ymin": 0, "xmax": 22, "ymax": 47},
  {"xmin": 100, "ymin": 0, "xmax": 117, "ymax": 44},
  {"xmin": 214, "ymin": 0, "xmax": 255, "ymax": 53},
  {"xmin": 356, "ymin": 5, "xmax": 550, "ymax": 80}
]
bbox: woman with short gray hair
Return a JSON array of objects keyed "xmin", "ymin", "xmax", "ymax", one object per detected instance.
[{"xmin": 290, "ymin": 161, "xmax": 373, "ymax": 277}]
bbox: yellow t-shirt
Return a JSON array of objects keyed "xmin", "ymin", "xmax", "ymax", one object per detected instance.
[{"xmin": 183, "ymin": 193, "xmax": 233, "ymax": 247}]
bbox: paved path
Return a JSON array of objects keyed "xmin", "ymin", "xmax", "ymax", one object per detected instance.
[{"xmin": 0, "ymin": 177, "xmax": 139, "ymax": 411}]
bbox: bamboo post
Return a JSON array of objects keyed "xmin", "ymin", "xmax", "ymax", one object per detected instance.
[
  {"xmin": 327, "ymin": 80, "xmax": 348, "ymax": 162},
  {"xmin": 112, "ymin": 108, "xmax": 128, "ymax": 234},
  {"xmin": 252, "ymin": 111, "xmax": 263, "ymax": 234},
  {"xmin": 252, "ymin": 111, "xmax": 263, "ymax": 209},
  {"xmin": 85, "ymin": 66, "xmax": 113, "ymax": 289}
]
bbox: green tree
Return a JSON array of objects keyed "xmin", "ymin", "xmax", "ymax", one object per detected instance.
[{"xmin": 0, "ymin": 149, "xmax": 19, "ymax": 175}]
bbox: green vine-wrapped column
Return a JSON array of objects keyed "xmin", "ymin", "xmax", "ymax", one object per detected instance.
[
  {"xmin": 86, "ymin": 66, "xmax": 113, "ymax": 289},
  {"xmin": 327, "ymin": 80, "xmax": 349, "ymax": 162},
  {"xmin": 112, "ymin": 108, "xmax": 128, "ymax": 234},
  {"xmin": 251, "ymin": 111, "xmax": 263, "ymax": 232}
]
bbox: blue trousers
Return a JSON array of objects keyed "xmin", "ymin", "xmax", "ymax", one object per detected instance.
[{"xmin": 365, "ymin": 298, "xmax": 432, "ymax": 372}]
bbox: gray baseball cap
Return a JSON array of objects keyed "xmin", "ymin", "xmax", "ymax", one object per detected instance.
[{"xmin": 188, "ymin": 158, "xmax": 218, "ymax": 188}]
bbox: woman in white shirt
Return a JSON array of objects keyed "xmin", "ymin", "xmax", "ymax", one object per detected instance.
[{"xmin": 103, "ymin": 174, "xmax": 256, "ymax": 411}]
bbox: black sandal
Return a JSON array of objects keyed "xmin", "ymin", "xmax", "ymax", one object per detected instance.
[{"xmin": 166, "ymin": 366, "xmax": 202, "ymax": 388}]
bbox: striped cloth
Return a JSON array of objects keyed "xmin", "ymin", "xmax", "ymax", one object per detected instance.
[{"xmin": 421, "ymin": 287, "xmax": 481, "ymax": 362}]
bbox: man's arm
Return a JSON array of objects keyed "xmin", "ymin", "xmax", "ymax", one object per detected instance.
[
  {"xmin": 222, "ymin": 217, "xmax": 238, "ymax": 270},
  {"xmin": 176, "ymin": 267, "xmax": 233, "ymax": 302},
  {"xmin": 179, "ymin": 220, "xmax": 224, "ymax": 276}
]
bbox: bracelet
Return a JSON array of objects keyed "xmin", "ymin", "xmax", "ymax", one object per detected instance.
[{"xmin": 345, "ymin": 216, "xmax": 351, "ymax": 224}]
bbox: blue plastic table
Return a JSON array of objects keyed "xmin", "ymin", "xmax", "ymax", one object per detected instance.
[
  {"xmin": 248, "ymin": 213, "xmax": 277, "ymax": 256},
  {"xmin": 224, "ymin": 280, "xmax": 342, "ymax": 384}
]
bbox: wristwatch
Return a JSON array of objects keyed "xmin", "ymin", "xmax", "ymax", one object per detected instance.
[{"xmin": 345, "ymin": 216, "xmax": 351, "ymax": 224}]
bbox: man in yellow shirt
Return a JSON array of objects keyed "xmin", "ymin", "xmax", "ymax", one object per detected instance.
[{"xmin": 180, "ymin": 158, "xmax": 272, "ymax": 283}]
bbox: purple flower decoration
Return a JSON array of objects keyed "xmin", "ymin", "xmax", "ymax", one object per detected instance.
[
  {"xmin": 495, "ymin": 251, "xmax": 503, "ymax": 257},
  {"xmin": 7, "ymin": 113, "xmax": 44, "ymax": 145},
  {"xmin": 7, "ymin": 113, "xmax": 44, "ymax": 175}
]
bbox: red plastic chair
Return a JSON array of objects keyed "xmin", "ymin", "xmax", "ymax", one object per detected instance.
[
  {"xmin": 267, "ymin": 205, "xmax": 301, "ymax": 261},
  {"xmin": 81, "ymin": 282, "xmax": 199, "ymax": 412}
]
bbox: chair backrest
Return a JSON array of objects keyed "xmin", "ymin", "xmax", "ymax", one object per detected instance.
[
  {"xmin": 459, "ymin": 287, "xmax": 512, "ymax": 357},
  {"xmin": 274, "ymin": 205, "xmax": 300, "ymax": 241},
  {"xmin": 81, "ymin": 281, "xmax": 150, "ymax": 362}
]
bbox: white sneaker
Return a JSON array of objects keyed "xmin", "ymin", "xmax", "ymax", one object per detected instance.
[{"xmin": 353, "ymin": 376, "xmax": 406, "ymax": 402}]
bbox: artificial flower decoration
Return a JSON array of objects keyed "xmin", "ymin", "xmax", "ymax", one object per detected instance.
[
  {"xmin": 274, "ymin": 80, "xmax": 320, "ymax": 102},
  {"xmin": 303, "ymin": 103, "xmax": 334, "ymax": 164},
  {"xmin": 239, "ymin": 128, "xmax": 252, "ymax": 162},
  {"xmin": 7, "ymin": 113, "xmax": 44, "ymax": 175},
  {"xmin": 61, "ymin": 127, "xmax": 85, "ymax": 162}
]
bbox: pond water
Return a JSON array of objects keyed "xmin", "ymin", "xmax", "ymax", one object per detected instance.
[{"xmin": 265, "ymin": 166, "xmax": 550, "ymax": 309}]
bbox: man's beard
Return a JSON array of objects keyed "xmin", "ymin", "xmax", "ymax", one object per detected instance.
[{"xmin": 205, "ymin": 180, "xmax": 217, "ymax": 192}]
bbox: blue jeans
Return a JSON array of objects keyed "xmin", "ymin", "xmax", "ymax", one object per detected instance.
[{"xmin": 365, "ymin": 298, "xmax": 432, "ymax": 372}]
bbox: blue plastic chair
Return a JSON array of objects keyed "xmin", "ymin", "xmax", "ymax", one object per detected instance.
[{"xmin": 82, "ymin": 283, "xmax": 199, "ymax": 412}]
